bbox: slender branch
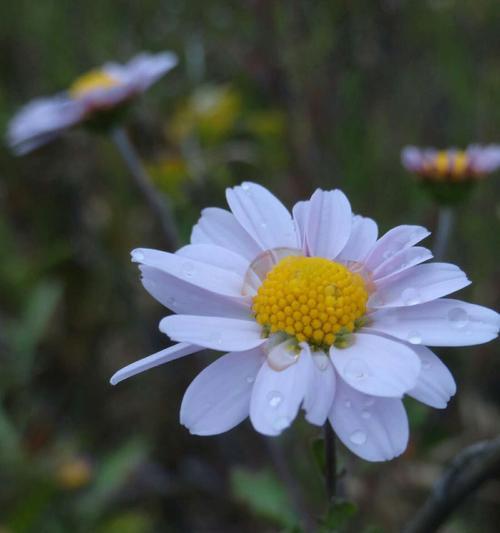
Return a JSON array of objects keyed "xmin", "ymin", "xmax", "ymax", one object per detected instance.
[
  {"xmin": 324, "ymin": 422, "xmax": 337, "ymax": 502},
  {"xmin": 403, "ymin": 436, "xmax": 500, "ymax": 533},
  {"xmin": 433, "ymin": 206, "xmax": 455, "ymax": 261},
  {"xmin": 111, "ymin": 127, "xmax": 180, "ymax": 251},
  {"xmin": 265, "ymin": 437, "xmax": 315, "ymax": 533}
]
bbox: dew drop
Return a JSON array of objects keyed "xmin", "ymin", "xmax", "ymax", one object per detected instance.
[
  {"xmin": 273, "ymin": 416, "xmax": 290, "ymax": 431},
  {"xmin": 364, "ymin": 397, "xmax": 375, "ymax": 407},
  {"xmin": 383, "ymin": 250, "xmax": 394, "ymax": 260},
  {"xmin": 313, "ymin": 354, "xmax": 330, "ymax": 371},
  {"xmin": 242, "ymin": 183, "xmax": 251, "ymax": 191},
  {"xmin": 344, "ymin": 359, "xmax": 369, "ymax": 380},
  {"xmin": 422, "ymin": 359, "xmax": 432, "ymax": 370},
  {"xmin": 447, "ymin": 307, "xmax": 468, "ymax": 329},
  {"xmin": 361, "ymin": 410, "xmax": 371, "ymax": 419},
  {"xmin": 349, "ymin": 430, "xmax": 367, "ymax": 445},
  {"xmin": 267, "ymin": 391, "xmax": 283, "ymax": 408},
  {"xmin": 166, "ymin": 296, "xmax": 176, "ymax": 308},
  {"xmin": 246, "ymin": 375, "xmax": 255, "ymax": 384},
  {"xmin": 344, "ymin": 400, "xmax": 352, "ymax": 408},
  {"xmin": 181, "ymin": 261, "xmax": 195, "ymax": 278},
  {"xmin": 260, "ymin": 221, "xmax": 268, "ymax": 229},
  {"xmin": 407, "ymin": 331, "xmax": 422, "ymax": 344},
  {"xmin": 208, "ymin": 332, "xmax": 223, "ymax": 346},
  {"xmin": 402, "ymin": 287, "xmax": 420, "ymax": 305},
  {"xmin": 267, "ymin": 345, "xmax": 298, "ymax": 371}
]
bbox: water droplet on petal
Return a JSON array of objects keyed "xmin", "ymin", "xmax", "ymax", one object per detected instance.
[
  {"xmin": 181, "ymin": 261, "xmax": 195, "ymax": 278},
  {"xmin": 422, "ymin": 359, "xmax": 432, "ymax": 370},
  {"xmin": 246, "ymin": 375, "xmax": 255, "ymax": 384},
  {"xmin": 267, "ymin": 391, "xmax": 283, "ymax": 408},
  {"xmin": 344, "ymin": 400, "xmax": 352, "ymax": 408},
  {"xmin": 383, "ymin": 250, "xmax": 394, "ymax": 260},
  {"xmin": 361, "ymin": 410, "xmax": 371, "ymax": 419},
  {"xmin": 364, "ymin": 397, "xmax": 375, "ymax": 407},
  {"xmin": 260, "ymin": 221, "xmax": 268, "ymax": 229},
  {"xmin": 132, "ymin": 250, "xmax": 144, "ymax": 262},
  {"xmin": 402, "ymin": 287, "xmax": 420, "ymax": 305},
  {"xmin": 349, "ymin": 430, "xmax": 367, "ymax": 445},
  {"xmin": 242, "ymin": 183, "xmax": 251, "ymax": 191},
  {"xmin": 267, "ymin": 345, "xmax": 298, "ymax": 371},
  {"xmin": 407, "ymin": 331, "xmax": 422, "ymax": 344},
  {"xmin": 208, "ymin": 332, "xmax": 223, "ymax": 346},
  {"xmin": 344, "ymin": 358, "xmax": 370, "ymax": 380},
  {"xmin": 166, "ymin": 296, "xmax": 176, "ymax": 307},
  {"xmin": 447, "ymin": 307, "xmax": 468, "ymax": 329},
  {"xmin": 273, "ymin": 416, "xmax": 290, "ymax": 431}
]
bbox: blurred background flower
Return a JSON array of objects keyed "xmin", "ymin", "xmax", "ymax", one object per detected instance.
[{"xmin": 0, "ymin": 1, "xmax": 499, "ymax": 531}]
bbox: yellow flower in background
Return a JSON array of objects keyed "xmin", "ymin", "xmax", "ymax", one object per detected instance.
[{"xmin": 55, "ymin": 456, "xmax": 93, "ymax": 490}]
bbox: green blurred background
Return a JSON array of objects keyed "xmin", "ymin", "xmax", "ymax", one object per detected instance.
[{"xmin": 0, "ymin": 1, "xmax": 499, "ymax": 531}]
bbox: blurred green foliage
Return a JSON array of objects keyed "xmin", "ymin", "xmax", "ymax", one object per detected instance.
[{"xmin": 0, "ymin": 0, "xmax": 499, "ymax": 531}]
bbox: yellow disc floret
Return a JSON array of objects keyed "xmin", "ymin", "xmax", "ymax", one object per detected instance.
[
  {"xmin": 69, "ymin": 69, "xmax": 121, "ymax": 98},
  {"xmin": 253, "ymin": 256, "xmax": 368, "ymax": 349}
]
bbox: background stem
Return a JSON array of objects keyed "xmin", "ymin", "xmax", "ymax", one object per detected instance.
[
  {"xmin": 111, "ymin": 127, "xmax": 180, "ymax": 251},
  {"xmin": 433, "ymin": 206, "xmax": 455, "ymax": 261}
]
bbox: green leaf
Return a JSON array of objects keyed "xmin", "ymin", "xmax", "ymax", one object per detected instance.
[
  {"xmin": 311, "ymin": 436, "xmax": 326, "ymax": 474},
  {"xmin": 230, "ymin": 467, "xmax": 299, "ymax": 528},
  {"xmin": 320, "ymin": 500, "xmax": 357, "ymax": 532},
  {"xmin": 98, "ymin": 512, "xmax": 153, "ymax": 533}
]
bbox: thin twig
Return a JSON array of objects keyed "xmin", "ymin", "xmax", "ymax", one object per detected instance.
[
  {"xmin": 403, "ymin": 436, "xmax": 500, "ymax": 533},
  {"xmin": 324, "ymin": 422, "xmax": 337, "ymax": 502},
  {"xmin": 433, "ymin": 206, "xmax": 454, "ymax": 261},
  {"xmin": 111, "ymin": 127, "xmax": 180, "ymax": 251},
  {"xmin": 265, "ymin": 437, "xmax": 315, "ymax": 533}
]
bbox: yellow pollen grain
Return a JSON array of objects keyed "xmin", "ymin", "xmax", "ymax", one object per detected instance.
[
  {"xmin": 252, "ymin": 256, "xmax": 368, "ymax": 348},
  {"xmin": 69, "ymin": 69, "xmax": 121, "ymax": 98}
]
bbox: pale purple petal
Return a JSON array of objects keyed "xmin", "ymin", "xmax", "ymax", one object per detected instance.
[
  {"xmin": 180, "ymin": 348, "xmax": 264, "ymax": 435},
  {"xmin": 191, "ymin": 207, "xmax": 261, "ymax": 260},
  {"xmin": 401, "ymin": 146, "xmax": 424, "ymax": 172},
  {"xmin": 306, "ymin": 189, "xmax": 352, "ymax": 259},
  {"xmin": 226, "ymin": 182, "xmax": 298, "ymax": 250},
  {"xmin": 337, "ymin": 215, "xmax": 378, "ymax": 262},
  {"xmin": 303, "ymin": 345, "xmax": 336, "ymax": 426},
  {"xmin": 407, "ymin": 346, "xmax": 456, "ymax": 409},
  {"xmin": 330, "ymin": 333, "xmax": 421, "ymax": 397},
  {"xmin": 372, "ymin": 247, "xmax": 433, "ymax": 283},
  {"xmin": 292, "ymin": 200, "xmax": 310, "ymax": 252},
  {"xmin": 160, "ymin": 315, "xmax": 266, "ymax": 351},
  {"xmin": 249, "ymin": 342, "xmax": 308, "ymax": 436},
  {"xmin": 110, "ymin": 342, "xmax": 201, "ymax": 385},
  {"xmin": 367, "ymin": 298, "xmax": 499, "ymax": 346},
  {"xmin": 131, "ymin": 248, "xmax": 245, "ymax": 298},
  {"xmin": 140, "ymin": 265, "xmax": 251, "ymax": 319},
  {"xmin": 369, "ymin": 263, "xmax": 471, "ymax": 308},
  {"xmin": 176, "ymin": 244, "xmax": 250, "ymax": 278},
  {"xmin": 329, "ymin": 377, "xmax": 409, "ymax": 461},
  {"xmin": 364, "ymin": 225, "xmax": 430, "ymax": 272}
]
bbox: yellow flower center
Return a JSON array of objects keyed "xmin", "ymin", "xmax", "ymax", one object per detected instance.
[
  {"xmin": 424, "ymin": 151, "xmax": 471, "ymax": 181},
  {"xmin": 69, "ymin": 69, "xmax": 121, "ymax": 98},
  {"xmin": 252, "ymin": 256, "xmax": 368, "ymax": 349}
]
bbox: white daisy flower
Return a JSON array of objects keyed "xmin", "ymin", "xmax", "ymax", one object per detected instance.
[
  {"xmin": 7, "ymin": 51, "xmax": 177, "ymax": 155},
  {"xmin": 111, "ymin": 183, "xmax": 499, "ymax": 462},
  {"xmin": 401, "ymin": 144, "xmax": 500, "ymax": 181}
]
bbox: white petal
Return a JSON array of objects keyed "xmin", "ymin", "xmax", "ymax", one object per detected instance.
[
  {"xmin": 160, "ymin": 315, "xmax": 266, "ymax": 351},
  {"xmin": 110, "ymin": 343, "xmax": 201, "ymax": 385},
  {"xmin": 180, "ymin": 348, "xmax": 264, "ymax": 435},
  {"xmin": 131, "ymin": 248, "xmax": 245, "ymax": 298},
  {"xmin": 306, "ymin": 189, "xmax": 352, "ymax": 259},
  {"xmin": 330, "ymin": 333, "xmax": 421, "ymax": 397},
  {"xmin": 303, "ymin": 346, "xmax": 336, "ymax": 426},
  {"xmin": 407, "ymin": 346, "xmax": 456, "ymax": 408},
  {"xmin": 191, "ymin": 207, "xmax": 261, "ymax": 260},
  {"xmin": 373, "ymin": 247, "xmax": 433, "ymax": 283},
  {"xmin": 176, "ymin": 244, "xmax": 250, "ymax": 278},
  {"xmin": 140, "ymin": 265, "xmax": 251, "ymax": 319},
  {"xmin": 329, "ymin": 377, "xmax": 409, "ymax": 461},
  {"xmin": 368, "ymin": 298, "xmax": 499, "ymax": 346},
  {"xmin": 364, "ymin": 225, "xmax": 430, "ymax": 272},
  {"xmin": 249, "ymin": 342, "xmax": 308, "ymax": 436},
  {"xmin": 369, "ymin": 263, "xmax": 471, "ymax": 308},
  {"xmin": 226, "ymin": 182, "xmax": 298, "ymax": 250},
  {"xmin": 292, "ymin": 200, "xmax": 310, "ymax": 252},
  {"xmin": 337, "ymin": 215, "xmax": 378, "ymax": 262}
]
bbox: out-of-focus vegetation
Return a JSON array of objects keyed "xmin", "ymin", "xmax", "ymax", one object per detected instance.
[{"xmin": 0, "ymin": 1, "xmax": 499, "ymax": 531}]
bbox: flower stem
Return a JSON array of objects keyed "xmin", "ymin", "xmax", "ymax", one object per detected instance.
[
  {"xmin": 433, "ymin": 206, "xmax": 454, "ymax": 261},
  {"xmin": 324, "ymin": 422, "xmax": 337, "ymax": 501},
  {"xmin": 111, "ymin": 127, "xmax": 179, "ymax": 251}
]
